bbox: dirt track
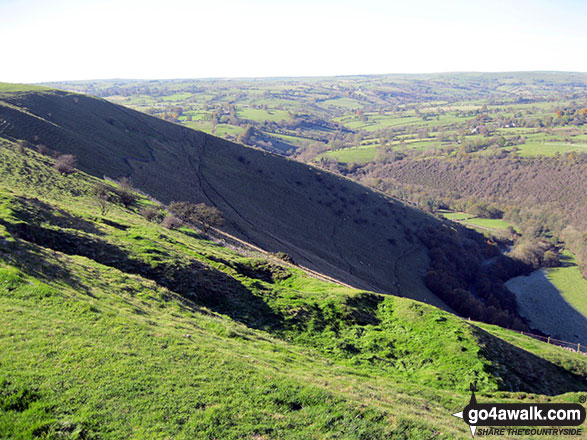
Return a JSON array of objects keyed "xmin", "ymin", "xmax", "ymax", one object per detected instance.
[{"xmin": 506, "ymin": 270, "xmax": 587, "ymax": 344}]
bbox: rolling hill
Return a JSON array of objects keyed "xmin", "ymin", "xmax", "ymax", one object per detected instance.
[
  {"xmin": 0, "ymin": 83, "xmax": 445, "ymax": 308},
  {"xmin": 1, "ymin": 136, "xmax": 586, "ymax": 439}
]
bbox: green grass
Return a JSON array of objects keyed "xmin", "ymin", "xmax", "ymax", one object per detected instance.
[
  {"xmin": 0, "ymin": 82, "xmax": 51, "ymax": 94},
  {"xmin": 1, "ymin": 138, "xmax": 586, "ymax": 438},
  {"xmin": 264, "ymin": 132, "xmax": 309, "ymax": 145},
  {"xmin": 214, "ymin": 123, "xmax": 244, "ymax": 137},
  {"xmin": 461, "ymin": 217, "xmax": 513, "ymax": 231},
  {"xmin": 338, "ymin": 115, "xmax": 422, "ymax": 132},
  {"xmin": 161, "ymin": 92, "xmax": 194, "ymax": 102},
  {"xmin": 439, "ymin": 211, "xmax": 473, "ymax": 221},
  {"xmin": 237, "ymin": 107, "xmax": 290, "ymax": 122},
  {"xmin": 546, "ymin": 251, "xmax": 587, "ymax": 318},
  {"xmin": 440, "ymin": 211, "xmax": 514, "ymax": 231},
  {"xmin": 320, "ymin": 146, "xmax": 377, "ymax": 163},
  {"xmin": 517, "ymin": 141, "xmax": 587, "ymax": 157},
  {"xmin": 317, "ymin": 97, "xmax": 364, "ymax": 110},
  {"xmin": 182, "ymin": 121, "xmax": 244, "ymax": 138}
]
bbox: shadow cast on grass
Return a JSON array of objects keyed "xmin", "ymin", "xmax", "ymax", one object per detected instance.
[
  {"xmin": 0, "ymin": 218, "xmax": 282, "ymax": 330},
  {"xmin": 472, "ymin": 325, "xmax": 587, "ymax": 396},
  {"xmin": 558, "ymin": 253, "xmax": 577, "ymax": 268}
]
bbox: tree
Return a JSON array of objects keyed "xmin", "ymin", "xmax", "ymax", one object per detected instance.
[
  {"xmin": 237, "ymin": 125, "xmax": 254, "ymax": 145},
  {"xmin": 36, "ymin": 144, "xmax": 50, "ymax": 155},
  {"xmin": 168, "ymin": 201, "xmax": 224, "ymax": 233},
  {"xmin": 16, "ymin": 141, "xmax": 27, "ymax": 155},
  {"xmin": 53, "ymin": 154, "xmax": 77, "ymax": 175},
  {"xmin": 118, "ymin": 177, "xmax": 132, "ymax": 189},
  {"xmin": 141, "ymin": 206, "xmax": 162, "ymax": 222},
  {"xmin": 93, "ymin": 183, "xmax": 113, "ymax": 216},
  {"xmin": 162, "ymin": 215, "xmax": 182, "ymax": 229},
  {"xmin": 114, "ymin": 187, "xmax": 137, "ymax": 209},
  {"xmin": 193, "ymin": 204, "xmax": 224, "ymax": 232}
]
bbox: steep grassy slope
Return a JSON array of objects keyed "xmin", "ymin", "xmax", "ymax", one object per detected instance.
[
  {"xmin": 0, "ymin": 84, "xmax": 443, "ymax": 308},
  {"xmin": 1, "ymin": 139, "xmax": 587, "ymax": 439}
]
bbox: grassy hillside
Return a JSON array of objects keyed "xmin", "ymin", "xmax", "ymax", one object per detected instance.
[
  {"xmin": 546, "ymin": 250, "xmax": 587, "ymax": 318},
  {"xmin": 0, "ymin": 85, "xmax": 445, "ymax": 309},
  {"xmin": 1, "ymin": 137, "xmax": 586, "ymax": 439}
]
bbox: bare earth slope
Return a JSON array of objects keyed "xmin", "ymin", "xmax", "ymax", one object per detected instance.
[{"xmin": 0, "ymin": 87, "xmax": 446, "ymax": 308}]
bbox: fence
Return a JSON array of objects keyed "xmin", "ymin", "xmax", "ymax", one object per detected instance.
[{"xmin": 515, "ymin": 330, "xmax": 586, "ymax": 355}]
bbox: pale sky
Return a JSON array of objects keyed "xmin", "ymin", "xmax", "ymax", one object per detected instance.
[{"xmin": 1, "ymin": 0, "xmax": 586, "ymax": 83}]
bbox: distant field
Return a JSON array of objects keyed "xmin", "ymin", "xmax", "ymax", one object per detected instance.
[
  {"xmin": 183, "ymin": 121, "xmax": 244, "ymax": 137},
  {"xmin": 320, "ymin": 146, "xmax": 377, "ymax": 163},
  {"xmin": 440, "ymin": 211, "xmax": 514, "ymax": 231},
  {"xmin": 463, "ymin": 217, "xmax": 514, "ymax": 231},
  {"xmin": 338, "ymin": 115, "xmax": 422, "ymax": 132},
  {"xmin": 162, "ymin": 92, "xmax": 193, "ymax": 101},
  {"xmin": 0, "ymin": 82, "xmax": 50, "ymax": 93},
  {"xmin": 238, "ymin": 107, "xmax": 290, "ymax": 122},
  {"xmin": 439, "ymin": 211, "xmax": 473, "ymax": 221},
  {"xmin": 546, "ymin": 251, "xmax": 587, "ymax": 318},
  {"xmin": 41, "ymin": 76, "xmax": 586, "ymax": 168},
  {"xmin": 266, "ymin": 132, "xmax": 308, "ymax": 145},
  {"xmin": 317, "ymin": 97, "xmax": 364, "ymax": 110},
  {"xmin": 214, "ymin": 123, "xmax": 244, "ymax": 137},
  {"xmin": 517, "ymin": 141, "xmax": 587, "ymax": 156}
]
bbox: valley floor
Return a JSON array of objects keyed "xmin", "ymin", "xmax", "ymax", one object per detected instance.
[{"xmin": 507, "ymin": 270, "xmax": 587, "ymax": 345}]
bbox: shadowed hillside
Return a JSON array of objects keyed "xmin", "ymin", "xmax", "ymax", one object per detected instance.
[{"xmin": 0, "ymin": 84, "xmax": 446, "ymax": 307}]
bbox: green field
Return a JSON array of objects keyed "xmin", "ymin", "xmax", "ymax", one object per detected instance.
[
  {"xmin": 237, "ymin": 107, "xmax": 290, "ymax": 122},
  {"xmin": 317, "ymin": 97, "xmax": 364, "ymax": 110},
  {"xmin": 439, "ymin": 211, "xmax": 473, "ymax": 221},
  {"xmin": 517, "ymin": 141, "xmax": 587, "ymax": 157},
  {"xmin": 161, "ymin": 92, "xmax": 194, "ymax": 102},
  {"xmin": 0, "ymin": 82, "xmax": 50, "ymax": 93},
  {"xmin": 440, "ymin": 211, "xmax": 515, "ymax": 232},
  {"xmin": 546, "ymin": 251, "xmax": 587, "ymax": 318},
  {"xmin": 320, "ymin": 146, "xmax": 378, "ymax": 163},
  {"xmin": 462, "ymin": 217, "xmax": 514, "ymax": 231}
]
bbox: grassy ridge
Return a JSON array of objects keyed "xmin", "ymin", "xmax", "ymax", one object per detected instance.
[{"xmin": 1, "ymin": 138, "xmax": 587, "ymax": 438}]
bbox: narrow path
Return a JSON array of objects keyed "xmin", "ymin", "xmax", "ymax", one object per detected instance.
[
  {"xmin": 331, "ymin": 216, "xmax": 353, "ymax": 275},
  {"xmin": 189, "ymin": 133, "xmax": 313, "ymax": 265},
  {"xmin": 122, "ymin": 139, "xmax": 157, "ymax": 179}
]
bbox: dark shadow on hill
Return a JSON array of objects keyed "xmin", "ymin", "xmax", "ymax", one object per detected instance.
[
  {"xmin": 0, "ymin": 217, "xmax": 282, "ymax": 330},
  {"xmin": 9, "ymin": 196, "xmax": 105, "ymax": 236},
  {"xmin": 558, "ymin": 253, "xmax": 577, "ymax": 268},
  {"xmin": 418, "ymin": 223, "xmax": 529, "ymax": 330},
  {"xmin": 472, "ymin": 325, "xmax": 587, "ymax": 396},
  {"xmin": 506, "ymin": 270, "xmax": 587, "ymax": 344},
  {"xmin": 0, "ymin": 240, "xmax": 91, "ymax": 296}
]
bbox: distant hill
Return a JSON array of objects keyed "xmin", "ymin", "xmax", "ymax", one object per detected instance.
[{"xmin": 0, "ymin": 84, "xmax": 445, "ymax": 307}]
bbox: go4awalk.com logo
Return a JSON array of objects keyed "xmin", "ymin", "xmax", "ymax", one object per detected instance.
[{"xmin": 452, "ymin": 382, "xmax": 586, "ymax": 437}]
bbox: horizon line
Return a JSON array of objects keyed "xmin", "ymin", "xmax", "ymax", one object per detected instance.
[{"xmin": 28, "ymin": 70, "xmax": 587, "ymax": 85}]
